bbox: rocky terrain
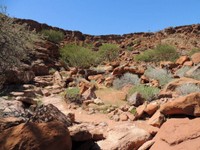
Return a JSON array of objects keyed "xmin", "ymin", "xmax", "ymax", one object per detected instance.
[{"xmin": 0, "ymin": 18, "xmax": 200, "ymax": 150}]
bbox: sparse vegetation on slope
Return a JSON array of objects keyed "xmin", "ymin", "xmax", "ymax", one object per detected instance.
[
  {"xmin": 128, "ymin": 84, "xmax": 160, "ymax": 102},
  {"xmin": 60, "ymin": 44, "xmax": 98, "ymax": 68},
  {"xmin": 113, "ymin": 73, "xmax": 140, "ymax": 89},
  {"xmin": 175, "ymin": 66, "xmax": 191, "ymax": 77},
  {"xmin": 144, "ymin": 66, "xmax": 173, "ymax": 86},
  {"xmin": 98, "ymin": 43, "xmax": 120, "ymax": 62},
  {"xmin": 135, "ymin": 44, "xmax": 179, "ymax": 62},
  {"xmin": 188, "ymin": 48, "xmax": 200, "ymax": 56},
  {"xmin": 60, "ymin": 43, "xmax": 120, "ymax": 68},
  {"xmin": 0, "ymin": 10, "xmax": 41, "ymax": 88},
  {"xmin": 64, "ymin": 87, "xmax": 81, "ymax": 104},
  {"xmin": 176, "ymin": 83, "xmax": 200, "ymax": 96},
  {"xmin": 41, "ymin": 29, "xmax": 64, "ymax": 43}
]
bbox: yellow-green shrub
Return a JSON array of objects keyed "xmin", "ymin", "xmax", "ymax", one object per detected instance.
[
  {"xmin": 41, "ymin": 29, "xmax": 64, "ymax": 43},
  {"xmin": 64, "ymin": 87, "xmax": 81, "ymax": 103},
  {"xmin": 128, "ymin": 84, "xmax": 160, "ymax": 102},
  {"xmin": 135, "ymin": 44, "xmax": 179, "ymax": 62},
  {"xmin": 60, "ymin": 44, "xmax": 98, "ymax": 68},
  {"xmin": 98, "ymin": 43, "xmax": 120, "ymax": 62},
  {"xmin": 60, "ymin": 43, "xmax": 120, "ymax": 68}
]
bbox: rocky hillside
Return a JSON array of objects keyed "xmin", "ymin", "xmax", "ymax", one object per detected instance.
[
  {"xmin": 1, "ymin": 18, "xmax": 200, "ymax": 150},
  {"xmin": 17, "ymin": 18, "xmax": 200, "ymax": 51}
]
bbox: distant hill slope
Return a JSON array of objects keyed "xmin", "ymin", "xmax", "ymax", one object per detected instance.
[{"xmin": 16, "ymin": 18, "xmax": 200, "ymax": 51}]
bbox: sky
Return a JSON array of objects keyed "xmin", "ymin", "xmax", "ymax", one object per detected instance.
[{"xmin": 1, "ymin": 0, "xmax": 200, "ymax": 35}]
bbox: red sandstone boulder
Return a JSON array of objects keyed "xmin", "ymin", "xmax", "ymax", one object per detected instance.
[
  {"xmin": 176, "ymin": 56, "xmax": 190, "ymax": 65},
  {"xmin": 160, "ymin": 92, "xmax": 200, "ymax": 117},
  {"xmin": 161, "ymin": 77, "xmax": 200, "ymax": 96},
  {"xmin": 0, "ymin": 121, "xmax": 72, "ymax": 150},
  {"xmin": 150, "ymin": 118, "xmax": 200, "ymax": 150},
  {"xmin": 97, "ymin": 123, "xmax": 151, "ymax": 150},
  {"xmin": 148, "ymin": 110, "xmax": 165, "ymax": 127},
  {"xmin": 191, "ymin": 52, "xmax": 200, "ymax": 64}
]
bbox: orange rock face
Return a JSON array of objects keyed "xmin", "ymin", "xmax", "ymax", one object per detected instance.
[
  {"xmin": 160, "ymin": 92, "xmax": 200, "ymax": 117},
  {"xmin": 0, "ymin": 121, "xmax": 72, "ymax": 150},
  {"xmin": 150, "ymin": 118, "xmax": 200, "ymax": 150},
  {"xmin": 191, "ymin": 52, "xmax": 200, "ymax": 64},
  {"xmin": 176, "ymin": 55, "xmax": 190, "ymax": 65}
]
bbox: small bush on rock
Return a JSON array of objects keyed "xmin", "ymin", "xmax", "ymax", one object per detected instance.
[
  {"xmin": 41, "ymin": 29, "xmax": 64, "ymax": 43},
  {"xmin": 128, "ymin": 84, "xmax": 160, "ymax": 102},
  {"xmin": 144, "ymin": 66, "xmax": 173, "ymax": 86},
  {"xmin": 188, "ymin": 70, "xmax": 200, "ymax": 80},
  {"xmin": 113, "ymin": 73, "xmax": 140, "ymax": 89},
  {"xmin": 175, "ymin": 66, "xmax": 191, "ymax": 77},
  {"xmin": 176, "ymin": 83, "xmax": 200, "ymax": 95},
  {"xmin": 135, "ymin": 44, "xmax": 179, "ymax": 62},
  {"xmin": 64, "ymin": 87, "xmax": 81, "ymax": 104},
  {"xmin": 130, "ymin": 107, "xmax": 137, "ymax": 115}
]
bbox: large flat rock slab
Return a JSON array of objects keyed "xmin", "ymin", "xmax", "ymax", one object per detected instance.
[
  {"xmin": 97, "ymin": 123, "xmax": 151, "ymax": 150},
  {"xmin": 150, "ymin": 118, "xmax": 200, "ymax": 150}
]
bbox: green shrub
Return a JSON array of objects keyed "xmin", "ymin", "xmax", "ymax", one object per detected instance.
[
  {"xmin": 135, "ymin": 44, "xmax": 179, "ymax": 62},
  {"xmin": 144, "ymin": 66, "xmax": 173, "ymax": 86},
  {"xmin": 113, "ymin": 73, "xmax": 140, "ymax": 89},
  {"xmin": 126, "ymin": 46, "xmax": 133, "ymax": 51},
  {"xmin": 60, "ymin": 44, "xmax": 98, "ymax": 68},
  {"xmin": 64, "ymin": 87, "xmax": 81, "ymax": 103},
  {"xmin": 130, "ymin": 107, "xmax": 136, "ymax": 115},
  {"xmin": 98, "ymin": 43, "xmax": 120, "ymax": 62},
  {"xmin": 82, "ymin": 43, "xmax": 94, "ymax": 49},
  {"xmin": 128, "ymin": 84, "xmax": 160, "ymax": 102},
  {"xmin": 41, "ymin": 29, "xmax": 64, "ymax": 43},
  {"xmin": 60, "ymin": 43, "xmax": 120, "ymax": 68},
  {"xmin": 188, "ymin": 48, "xmax": 200, "ymax": 56},
  {"xmin": 176, "ymin": 83, "xmax": 200, "ymax": 95}
]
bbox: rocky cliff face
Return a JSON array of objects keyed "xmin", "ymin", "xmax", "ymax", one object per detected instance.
[{"xmin": 17, "ymin": 18, "xmax": 200, "ymax": 51}]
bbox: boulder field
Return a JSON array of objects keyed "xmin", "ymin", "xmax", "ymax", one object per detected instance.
[{"xmin": 1, "ymin": 19, "xmax": 200, "ymax": 150}]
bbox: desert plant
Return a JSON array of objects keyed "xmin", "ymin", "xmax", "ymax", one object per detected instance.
[
  {"xmin": 49, "ymin": 68, "xmax": 57, "ymax": 75},
  {"xmin": 113, "ymin": 73, "xmax": 140, "ymax": 89},
  {"xmin": 0, "ymin": 8, "xmax": 41, "ymax": 88},
  {"xmin": 175, "ymin": 66, "xmax": 191, "ymax": 77},
  {"xmin": 128, "ymin": 84, "xmax": 160, "ymax": 102},
  {"xmin": 82, "ymin": 42, "xmax": 94, "ymax": 49},
  {"xmin": 126, "ymin": 46, "xmax": 133, "ymax": 51},
  {"xmin": 192, "ymin": 73, "xmax": 200, "ymax": 80},
  {"xmin": 144, "ymin": 66, "xmax": 173, "ymax": 86},
  {"xmin": 130, "ymin": 107, "xmax": 136, "ymax": 115},
  {"xmin": 60, "ymin": 44, "xmax": 98, "ymax": 68},
  {"xmin": 188, "ymin": 69, "xmax": 200, "ymax": 80},
  {"xmin": 176, "ymin": 83, "xmax": 200, "ymax": 95},
  {"xmin": 64, "ymin": 87, "xmax": 81, "ymax": 103},
  {"xmin": 135, "ymin": 44, "xmax": 179, "ymax": 62},
  {"xmin": 188, "ymin": 48, "xmax": 200, "ymax": 56},
  {"xmin": 98, "ymin": 43, "xmax": 120, "ymax": 62},
  {"xmin": 60, "ymin": 43, "xmax": 120, "ymax": 68},
  {"xmin": 41, "ymin": 29, "xmax": 64, "ymax": 43}
]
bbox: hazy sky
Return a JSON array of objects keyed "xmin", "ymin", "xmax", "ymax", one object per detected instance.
[{"xmin": 1, "ymin": 0, "xmax": 200, "ymax": 35}]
